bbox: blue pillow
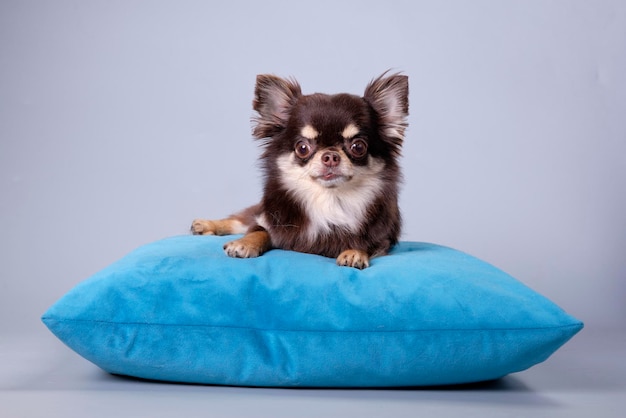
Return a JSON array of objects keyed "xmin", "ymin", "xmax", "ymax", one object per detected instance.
[{"xmin": 42, "ymin": 235, "xmax": 582, "ymax": 387}]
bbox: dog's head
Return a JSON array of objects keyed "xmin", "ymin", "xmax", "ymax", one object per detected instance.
[{"xmin": 252, "ymin": 72, "xmax": 408, "ymax": 196}]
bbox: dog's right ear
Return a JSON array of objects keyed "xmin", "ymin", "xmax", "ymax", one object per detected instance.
[{"xmin": 252, "ymin": 75, "xmax": 302, "ymax": 139}]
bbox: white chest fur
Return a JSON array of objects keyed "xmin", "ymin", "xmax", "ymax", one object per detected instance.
[{"xmin": 273, "ymin": 153, "xmax": 385, "ymax": 240}]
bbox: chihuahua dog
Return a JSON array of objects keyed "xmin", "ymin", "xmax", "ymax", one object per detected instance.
[{"xmin": 191, "ymin": 72, "xmax": 408, "ymax": 269}]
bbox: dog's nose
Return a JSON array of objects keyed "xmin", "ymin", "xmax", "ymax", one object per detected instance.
[{"xmin": 321, "ymin": 151, "xmax": 341, "ymax": 167}]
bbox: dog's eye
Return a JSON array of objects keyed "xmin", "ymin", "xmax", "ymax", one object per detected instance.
[
  {"xmin": 295, "ymin": 140, "xmax": 313, "ymax": 159},
  {"xmin": 349, "ymin": 139, "xmax": 368, "ymax": 158}
]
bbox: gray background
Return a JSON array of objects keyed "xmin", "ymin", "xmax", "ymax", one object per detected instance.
[{"xmin": 1, "ymin": 1, "xmax": 625, "ymax": 417}]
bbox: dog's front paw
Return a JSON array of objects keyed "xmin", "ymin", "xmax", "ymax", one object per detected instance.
[
  {"xmin": 223, "ymin": 231, "xmax": 271, "ymax": 258},
  {"xmin": 223, "ymin": 240, "xmax": 260, "ymax": 258},
  {"xmin": 336, "ymin": 249, "xmax": 370, "ymax": 269},
  {"xmin": 191, "ymin": 219, "xmax": 217, "ymax": 235}
]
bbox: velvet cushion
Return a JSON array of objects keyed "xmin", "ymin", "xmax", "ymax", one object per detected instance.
[{"xmin": 42, "ymin": 235, "xmax": 582, "ymax": 387}]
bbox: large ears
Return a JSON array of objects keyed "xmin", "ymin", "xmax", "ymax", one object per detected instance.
[
  {"xmin": 252, "ymin": 74, "xmax": 302, "ymax": 139},
  {"xmin": 364, "ymin": 72, "xmax": 409, "ymax": 143}
]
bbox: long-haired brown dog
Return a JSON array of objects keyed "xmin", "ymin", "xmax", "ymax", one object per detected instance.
[{"xmin": 192, "ymin": 72, "xmax": 408, "ymax": 269}]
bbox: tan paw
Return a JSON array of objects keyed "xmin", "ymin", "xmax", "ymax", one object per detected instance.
[
  {"xmin": 336, "ymin": 249, "xmax": 370, "ymax": 269},
  {"xmin": 224, "ymin": 240, "xmax": 262, "ymax": 258},
  {"xmin": 223, "ymin": 231, "xmax": 271, "ymax": 258},
  {"xmin": 191, "ymin": 219, "xmax": 217, "ymax": 235}
]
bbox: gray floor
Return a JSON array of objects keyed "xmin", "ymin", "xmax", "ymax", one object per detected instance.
[{"xmin": 2, "ymin": 327, "xmax": 624, "ymax": 418}]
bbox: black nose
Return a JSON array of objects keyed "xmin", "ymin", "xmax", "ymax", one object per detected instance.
[{"xmin": 321, "ymin": 151, "xmax": 341, "ymax": 168}]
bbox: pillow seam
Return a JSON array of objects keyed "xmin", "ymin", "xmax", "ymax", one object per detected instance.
[{"xmin": 42, "ymin": 316, "xmax": 582, "ymax": 334}]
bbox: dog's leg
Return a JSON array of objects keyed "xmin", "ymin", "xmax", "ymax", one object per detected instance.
[
  {"xmin": 190, "ymin": 218, "xmax": 248, "ymax": 236},
  {"xmin": 336, "ymin": 249, "xmax": 370, "ymax": 269},
  {"xmin": 224, "ymin": 229, "xmax": 272, "ymax": 258},
  {"xmin": 191, "ymin": 204, "xmax": 262, "ymax": 236}
]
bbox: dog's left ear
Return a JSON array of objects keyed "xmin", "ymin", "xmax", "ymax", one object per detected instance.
[
  {"xmin": 364, "ymin": 72, "xmax": 409, "ymax": 145},
  {"xmin": 252, "ymin": 74, "xmax": 302, "ymax": 139}
]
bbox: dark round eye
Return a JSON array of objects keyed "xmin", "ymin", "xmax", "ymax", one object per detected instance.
[
  {"xmin": 295, "ymin": 140, "xmax": 313, "ymax": 159},
  {"xmin": 349, "ymin": 139, "xmax": 368, "ymax": 158}
]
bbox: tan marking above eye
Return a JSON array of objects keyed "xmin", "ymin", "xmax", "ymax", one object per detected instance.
[
  {"xmin": 300, "ymin": 125, "xmax": 319, "ymax": 140},
  {"xmin": 341, "ymin": 123, "xmax": 359, "ymax": 139}
]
